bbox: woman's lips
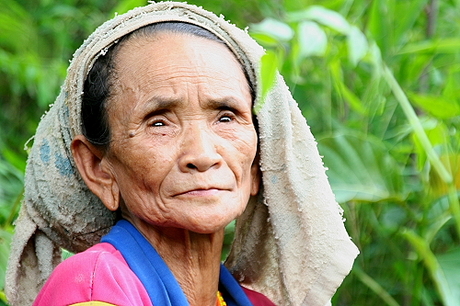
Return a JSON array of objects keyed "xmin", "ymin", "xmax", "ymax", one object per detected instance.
[{"xmin": 175, "ymin": 188, "xmax": 226, "ymax": 197}]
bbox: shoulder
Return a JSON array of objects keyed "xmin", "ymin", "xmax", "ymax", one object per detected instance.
[
  {"xmin": 33, "ymin": 243, "xmax": 152, "ymax": 306},
  {"xmin": 243, "ymin": 287, "xmax": 278, "ymax": 306}
]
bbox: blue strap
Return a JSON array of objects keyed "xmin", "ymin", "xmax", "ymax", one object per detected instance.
[
  {"xmin": 101, "ymin": 220, "xmax": 253, "ymax": 306},
  {"xmin": 102, "ymin": 220, "xmax": 189, "ymax": 306},
  {"xmin": 219, "ymin": 264, "xmax": 254, "ymax": 306}
]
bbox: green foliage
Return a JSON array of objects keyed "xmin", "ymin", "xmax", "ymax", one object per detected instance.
[
  {"xmin": 1, "ymin": 0, "xmax": 460, "ymax": 305},
  {"xmin": 0, "ymin": 0, "xmax": 151, "ymax": 301},
  {"xmin": 251, "ymin": 0, "xmax": 460, "ymax": 305},
  {"xmin": 318, "ymin": 133, "xmax": 406, "ymax": 203}
]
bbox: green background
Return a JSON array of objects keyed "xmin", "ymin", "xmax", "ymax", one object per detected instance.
[{"xmin": 1, "ymin": 0, "xmax": 460, "ymax": 305}]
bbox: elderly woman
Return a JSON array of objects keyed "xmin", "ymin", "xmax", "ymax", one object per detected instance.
[{"xmin": 6, "ymin": 2, "xmax": 358, "ymax": 306}]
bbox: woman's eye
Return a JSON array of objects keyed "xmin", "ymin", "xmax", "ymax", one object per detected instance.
[
  {"xmin": 218, "ymin": 115, "xmax": 233, "ymax": 123},
  {"xmin": 150, "ymin": 120, "xmax": 166, "ymax": 127}
]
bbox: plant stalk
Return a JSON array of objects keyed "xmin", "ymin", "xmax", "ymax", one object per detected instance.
[
  {"xmin": 382, "ymin": 65, "xmax": 460, "ymax": 239},
  {"xmin": 353, "ymin": 266, "xmax": 401, "ymax": 306}
]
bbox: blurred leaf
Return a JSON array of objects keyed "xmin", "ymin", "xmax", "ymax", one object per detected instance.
[
  {"xmin": 287, "ymin": 5, "xmax": 350, "ymax": 34},
  {"xmin": 297, "ymin": 21, "xmax": 327, "ymax": 57},
  {"xmin": 392, "ymin": 0, "xmax": 428, "ymax": 46},
  {"xmin": 255, "ymin": 49, "xmax": 279, "ymax": 113},
  {"xmin": 1, "ymin": 0, "xmax": 460, "ymax": 304},
  {"xmin": 318, "ymin": 133, "xmax": 406, "ymax": 203},
  {"xmin": 425, "ymin": 120, "xmax": 449, "ymax": 148},
  {"xmin": 0, "ymin": 229, "xmax": 12, "ymax": 290},
  {"xmin": 403, "ymin": 230, "xmax": 459, "ymax": 306},
  {"xmin": 0, "ymin": 0, "xmax": 37, "ymax": 53},
  {"xmin": 0, "ymin": 159, "xmax": 23, "ymax": 203},
  {"xmin": 409, "ymin": 93, "xmax": 460, "ymax": 119},
  {"xmin": 48, "ymin": 4, "xmax": 83, "ymax": 19},
  {"xmin": 250, "ymin": 18, "xmax": 294, "ymax": 42},
  {"xmin": 353, "ymin": 266, "xmax": 400, "ymax": 306},
  {"xmin": 1, "ymin": 149, "xmax": 25, "ymax": 174},
  {"xmin": 381, "ymin": 206, "xmax": 407, "ymax": 232},
  {"xmin": 0, "ymin": 291, "xmax": 7, "ymax": 306},
  {"xmin": 250, "ymin": 32, "xmax": 281, "ymax": 47},
  {"xmin": 222, "ymin": 220, "xmax": 235, "ymax": 260},
  {"xmin": 437, "ymin": 248, "xmax": 460, "ymax": 303},
  {"xmin": 61, "ymin": 249, "xmax": 74, "ymax": 261},
  {"xmin": 329, "ymin": 60, "xmax": 366, "ymax": 114},
  {"xmin": 399, "ymin": 38, "xmax": 460, "ymax": 55},
  {"xmin": 0, "ymin": 158, "xmax": 23, "ymax": 226},
  {"xmin": 367, "ymin": 42, "xmax": 383, "ymax": 71},
  {"xmin": 411, "ymin": 117, "xmax": 447, "ymax": 171},
  {"xmin": 347, "ymin": 25, "xmax": 368, "ymax": 66},
  {"xmin": 443, "ymin": 66, "xmax": 460, "ymax": 100},
  {"xmin": 367, "ymin": 0, "xmax": 392, "ymax": 57},
  {"xmin": 112, "ymin": 0, "xmax": 149, "ymax": 15},
  {"xmin": 430, "ymin": 154, "xmax": 460, "ymax": 196}
]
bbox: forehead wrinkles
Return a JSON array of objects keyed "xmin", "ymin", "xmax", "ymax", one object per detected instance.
[
  {"xmin": 106, "ymin": 32, "xmax": 252, "ymax": 124},
  {"xmin": 114, "ymin": 31, "xmax": 250, "ymax": 90}
]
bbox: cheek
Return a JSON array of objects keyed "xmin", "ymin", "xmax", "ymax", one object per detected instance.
[
  {"xmin": 224, "ymin": 129, "xmax": 258, "ymax": 193},
  {"xmin": 108, "ymin": 143, "xmax": 172, "ymax": 200},
  {"xmin": 233, "ymin": 129, "xmax": 258, "ymax": 168},
  {"xmin": 115, "ymin": 136, "xmax": 176, "ymax": 170}
]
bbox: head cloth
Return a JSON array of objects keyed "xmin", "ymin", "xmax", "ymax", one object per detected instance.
[{"xmin": 6, "ymin": 2, "xmax": 359, "ymax": 305}]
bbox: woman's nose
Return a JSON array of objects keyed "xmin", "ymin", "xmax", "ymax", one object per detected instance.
[{"xmin": 178, "ymin": 124, "xmax": 222, "ymax": 172}]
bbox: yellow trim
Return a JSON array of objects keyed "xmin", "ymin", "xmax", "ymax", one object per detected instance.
[
  {"xmin": 70, "ymin": 302, "xmax": 117, "ymax": 306},
  {"xmin": 217, "ymin": 291, "xmax": 227, "ymax": 306}
]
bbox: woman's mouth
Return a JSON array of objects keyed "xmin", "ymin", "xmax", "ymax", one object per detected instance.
[{"xmin": 180, "ymin": 188, "xmax": 221, "ymax": 196}]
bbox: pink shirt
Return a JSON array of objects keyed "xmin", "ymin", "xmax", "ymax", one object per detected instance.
[{"xmin": 34, "ymin": 243, "xmax": 275, "ymax": 306}]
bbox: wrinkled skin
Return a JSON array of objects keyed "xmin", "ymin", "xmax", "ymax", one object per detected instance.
[
  {"xmin": 72, "ymin": 32, "xmax": 260, "ymax": 305},
  {"xmin": 104, "ymin": 33, "xmax": 259, "ymax": 234}
]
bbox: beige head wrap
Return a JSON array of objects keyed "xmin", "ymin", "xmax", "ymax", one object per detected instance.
[{"xmin": 6, "ymin": 2, "xmax": 358, "ymax": 305}]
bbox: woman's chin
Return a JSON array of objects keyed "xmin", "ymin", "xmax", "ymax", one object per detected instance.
[
  {"xmin": 180, "ymin": 213, "xmax": 237, "ymax": 234},
  {"xmin": 185, "ymin": 221, "xmax": 231, "ymax": 235}
]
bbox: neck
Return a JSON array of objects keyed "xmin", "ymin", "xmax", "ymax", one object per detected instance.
[{"xmin": 129, "ymin": 218, "xmax": 224, "ymax": 306}]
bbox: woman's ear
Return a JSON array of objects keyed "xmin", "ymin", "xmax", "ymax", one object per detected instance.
[
  {"xmin": 250, "ymin": 153, "xmax": 261, "ymax": 196},
  {"xmin": 71, "ymin": 135, "xmax": 120, "ymax": 211}
]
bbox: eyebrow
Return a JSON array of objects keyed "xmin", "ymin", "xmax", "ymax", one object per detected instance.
[
  {"xmin": 206, "ymin": 99, "xmax": 243, "ymax": 111},
  {"xmin": 141, "ymin": 95, "xmax": 248, "ymax": 112},
  {"xmin": 139, "ymin": 96, "xmax": 180, "ymax": 113}
]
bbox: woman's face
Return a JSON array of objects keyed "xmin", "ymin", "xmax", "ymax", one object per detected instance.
[{"xmin": 102, "ymin": 32, "xmax": 259, "ymax": 234}]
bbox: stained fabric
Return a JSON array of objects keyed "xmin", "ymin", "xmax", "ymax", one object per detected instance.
[{"xmin": 6, "ymin": 2, "xmax": 359, "ymax": 306}]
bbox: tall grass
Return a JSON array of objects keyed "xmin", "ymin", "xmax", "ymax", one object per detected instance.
[
  {"xmin": 1, "ymin": 0, "xmax": 459, "ymax": 305},
  {"xmin": 253, "ymin": 0, "xmax": 460, "ymax": 304}
]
